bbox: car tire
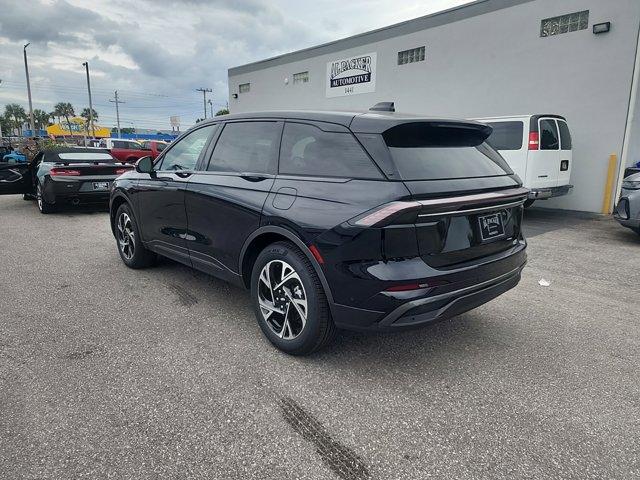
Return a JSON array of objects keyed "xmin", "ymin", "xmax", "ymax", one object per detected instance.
[
  {"xmin": 523, "ymin": 199, "xmax": 535, "ymax": 208},
  {"xmin": 251, "ymin": 241, "xmax": 336, "ymax": 356},
  {"xmin": 36, "ymin": 182, "xmax": 55, "ymax": 214},
  {"xmin": 115, "ymin": 203, "xmax": 156, "ymax": 269}
]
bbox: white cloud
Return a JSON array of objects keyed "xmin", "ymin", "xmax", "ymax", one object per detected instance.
[{"xmin": 0, "ymin": 0, "xmax": 466, "ymax": 130}]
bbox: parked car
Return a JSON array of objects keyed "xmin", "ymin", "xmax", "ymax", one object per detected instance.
[
  {"xmin": 98, "ymin": 138, "xmax": 149, "ymax": 163},
  {"xmin": 475, "ymin": 114, "xmax": 573, "ymax": 207},
  {"xmin": 614, "ymin": 172, "xmax": 640, "ymax": 235},
  {"xmin": 140, "ymin": 140, "xmax": 167, "ymax": 159},
  {"xmin": 109, "ymin": 109, "xmax": 528, "ymax": 355},
  {"xmin": 0, "ymin": 147, "xmax": 133, "ymax": 213}
]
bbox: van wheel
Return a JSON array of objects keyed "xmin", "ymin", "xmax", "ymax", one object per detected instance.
[
  {"xmin": 251, "ymin": 241, "xmax": 336, "ymax": 355},
  {"xmin": 524, "ymin": 199, "xmax": 535, "ymax": 208},
  {"xmin": 115, "ymin": 203, "xmax": 156, "ymax": 268}
]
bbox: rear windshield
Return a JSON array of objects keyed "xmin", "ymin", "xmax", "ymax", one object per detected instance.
[
  {"xmin": 485, "ymin": 121, "xmax": 524, "ymax": 150},
  {"xmin": 46, "ymin": 152, "xmax": 116, "ymax": 163},
  {"xmin": 383, "ymin": 123, "xmax": 513, "ymax": 181}
]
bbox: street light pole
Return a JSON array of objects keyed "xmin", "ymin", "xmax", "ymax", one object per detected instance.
[
  {"xmin": 208, "ymin": 99, "xmax": 214, "ymax": 118},
  {"xmin": 23, "ymin": 43, "xmax": 35, "ymax": 136},
  {"xmin": 82, "ymin": 61, "xmax": 95, "ymax": 138}
]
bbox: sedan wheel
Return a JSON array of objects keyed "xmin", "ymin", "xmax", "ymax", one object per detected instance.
[{"xmin": 36, "ymin": 183, "xmax": 54, "ymax": 214}]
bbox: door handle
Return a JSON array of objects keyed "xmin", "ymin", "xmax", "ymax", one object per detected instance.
[{"xmin": 240, "ymin": 173, "xmax": 268, "ymax": 182}]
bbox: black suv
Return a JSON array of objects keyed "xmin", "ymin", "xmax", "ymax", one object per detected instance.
[{"xmin": 109, "ymin": 109, "xmax": 527, "ymax": 355}]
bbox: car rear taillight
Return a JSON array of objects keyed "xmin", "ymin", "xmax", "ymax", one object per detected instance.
[
  {"xmin": 528, "ymin": 132, "xmax": 539, "ymax": 150},
  {"xmin": 351, "ymin": 201, "xmax": 421, "ymax": 227},
  {"xmin": 50, "ymin": 168, "xmax": 81, "ymax": 176},
  {"xmin": 115, "ymin": 167, "xmax": 132, "ymax": 175}
]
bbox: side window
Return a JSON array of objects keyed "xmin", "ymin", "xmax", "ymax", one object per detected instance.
[
  {"xmin": 539, "ymin": 119, "xmax": 559, "ymax": 150},
  {"xmin": 557, "ymin": 120, "xmax": 572, "ymax": 150},
  {"xmin": 279, "ymin": 122, "xmax": 382, "ymax": 179},
  {"xmin": 157, "ymin": 143, "xmax": 167, "ymax": 152},
  {"xmin": 485, "ymin": 121, "xmax": 524, "ymax": 151},
  {"xmin": 208, "ymin": 121, "xmax": 280, "ymax": 174},
  {"xmin": 158, "ymin": 125, "xmax": 216, "ymax": 171}
]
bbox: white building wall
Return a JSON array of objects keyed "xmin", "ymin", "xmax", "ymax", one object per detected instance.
[{"xmin": 229, "ymin": 0, "xmax": 640, "ymax": 213}]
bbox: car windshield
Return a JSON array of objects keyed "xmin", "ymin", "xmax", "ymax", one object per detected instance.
[{"xmin": 383, "ymin": 122, "xmax": 513, "ymax": 180}]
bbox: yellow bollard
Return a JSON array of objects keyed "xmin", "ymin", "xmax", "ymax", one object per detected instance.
[{"xmin": 601, "ymin": 153, "xmax": 618, "ymax": 214}]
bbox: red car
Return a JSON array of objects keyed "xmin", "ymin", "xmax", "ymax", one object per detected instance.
[
  {"xmin": 99, "ymin": 139, "xmax": 149, "ymax": 164},
  {"xmin": 140, "ymin": 140, "xmax": 168, "ymax": 159}
]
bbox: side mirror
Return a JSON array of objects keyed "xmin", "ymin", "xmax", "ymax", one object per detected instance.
[{"xmin": 135, "ymin": 156, "xmax": 153, "ymax": 174}]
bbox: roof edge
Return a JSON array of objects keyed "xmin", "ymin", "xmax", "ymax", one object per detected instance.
[{"xmin": 228, "ymin": 0, "xmax": 535, "ymax": 77}]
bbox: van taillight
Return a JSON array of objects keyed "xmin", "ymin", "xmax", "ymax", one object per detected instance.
[
  {"xmin": 50, "ymin": 168, "xmax": 81, "ymax": 176},
  {"xmin": 528, "ymin": 132, "xmax": 539, "ymax": 150}
]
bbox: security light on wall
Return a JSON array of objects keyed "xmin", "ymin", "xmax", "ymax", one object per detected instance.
[
  {"xmin": 232, "ymin": 93, "xmax": 238, "ymax": 99},
  {"xmin": 284, "ymin": 77, "xmax": 289, "ymax": 84},
  {"xmin": 593, "ymin": 22, "xmax": 611, "ymax": 34}
]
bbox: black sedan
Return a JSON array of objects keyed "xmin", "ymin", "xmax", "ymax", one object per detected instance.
[{"xmin": 0, "ymin": 147, "xmax": 132, "ymax": 213}]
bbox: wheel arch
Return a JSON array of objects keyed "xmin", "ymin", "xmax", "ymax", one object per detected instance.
[
  {"xmin": 239, "ymin": 226, "xmax": 335, "ymax": 305},
  {"xmin": 109, "ymin": 192, "xmax": 130, "ymax": 236}
]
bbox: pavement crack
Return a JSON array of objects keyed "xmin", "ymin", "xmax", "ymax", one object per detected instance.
[{"xmin": 279, "ymin": 396, "xmax": 372, "ymax": 480}]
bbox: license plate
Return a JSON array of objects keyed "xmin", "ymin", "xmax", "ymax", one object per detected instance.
[
  {"xmin": 478, "ymin": 212, "xmax": 505, "ymax": 241},
  {"xmin": 92, "ymin": 181, "xmax": 110, "ymax": 190}
]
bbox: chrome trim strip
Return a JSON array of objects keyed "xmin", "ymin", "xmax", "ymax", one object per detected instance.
[
  {"xmin": 378, "ymin": 264, "xmax": 524, "ymax": 327},
  {"xmin": 416, "ymin": 187, "xmax": 529, "ymax": 208},
  {"xmin": 418, "ymin": 199, "xmax": 525, "ymax": 218}
]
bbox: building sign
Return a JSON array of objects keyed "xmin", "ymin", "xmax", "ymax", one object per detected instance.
[{"xmin": 326, "ymin": 52, "xmax": 377, "ymax": 98}]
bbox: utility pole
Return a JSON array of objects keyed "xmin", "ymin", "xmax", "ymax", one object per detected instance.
[
  {"xmin": 23, "ymin": 43, "xmax": 35, "ymax": 136},
  {"xmin": 196, "ymin": 87, "xmax": 212, "ymax": 119},
  {"xmin": 208, "ymin": 99, "xmax": 214, "ymax": 118},
  {"xmin": 82, "ymin": 62, "xmax": 95, "ymax": 138},
  {"xmin": 109, "ymin": 91, "xmax": 125, "ymax": 138}
]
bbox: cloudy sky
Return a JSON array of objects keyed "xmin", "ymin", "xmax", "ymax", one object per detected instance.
[{"xmin": 0, "ymin": 0, "xmax": 466, "ymax": 131}]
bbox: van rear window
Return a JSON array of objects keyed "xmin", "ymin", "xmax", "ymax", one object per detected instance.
[
  {"xmin": 383, "ymin": 122, "xmax": 513, "ymax": 181},
  {"xmin": 485, "ymin": 121, "xmax": 523, "ymax": 150}
]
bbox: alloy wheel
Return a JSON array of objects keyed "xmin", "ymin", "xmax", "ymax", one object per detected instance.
[
  {"xmin": 257, "ymin": 260, "xmax": 308, "ymax": 340},
  {"xmin": 36, "ymin": 184, "xmax": 43, "ymax": 211},
  {"xmin": 117, "ymin": 212, "xmax": 135, "ymax": 260}
]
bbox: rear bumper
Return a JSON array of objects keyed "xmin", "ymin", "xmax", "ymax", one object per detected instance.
[
  {"xmin": 43, "ymin": 176, "xmax": 117, "ymax": 204},
  {"xmin": 330, "ymin": 247, "xmax": 526, "ymax": 332},
  {"xmin": 528, "ymin": 184, "xmax": 572, "ymax": 200}
]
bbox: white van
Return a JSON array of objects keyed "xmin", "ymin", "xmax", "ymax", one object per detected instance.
[{"xmin": 475, "ymin": 114, "xmax": 573, "ymax": 206}]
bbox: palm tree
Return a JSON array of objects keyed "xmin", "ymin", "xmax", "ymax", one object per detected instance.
[
  {"xmin": 80, "ymin": 107, "xmax": 98, "ymax": 136},
  {"xmin": 53, "ymin": 102, "xmax": 75, "ymax": 136},
  {"xmin": 4, "ymin": 104, "xmax": 27, "ymax": 135},
  {"xmin": 33, "ymin": 109, "xmax": 51, "ymax": 131}
]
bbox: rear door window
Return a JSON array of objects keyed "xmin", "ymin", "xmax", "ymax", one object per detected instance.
[
  {"xmin": 485, "ymin": 121, "xmax": 524, "ymax": 150},
  {"xmin": 208, "ymin": 121, "xmax": 280, "ymax": 174},
  {"xmin": 539, "ymin": 119, "xmax": 560, "ymax": 150},
  {"xmin": 279, "ymin": 122, "xmax": 382, "ymax": 179},
  {"xmin": 557, "ymin": 120, "xmax": 572, "ymax": 150}
]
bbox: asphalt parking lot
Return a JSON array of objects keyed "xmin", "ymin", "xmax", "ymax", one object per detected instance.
[{"xmin": 0, "ymin": 195, "xmax": 638, "ymax": 480}]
